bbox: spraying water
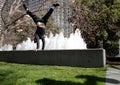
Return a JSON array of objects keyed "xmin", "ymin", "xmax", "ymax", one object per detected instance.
[{"xmin": 0, "ymin": 29, "xmax": 87, "ymax": 51}]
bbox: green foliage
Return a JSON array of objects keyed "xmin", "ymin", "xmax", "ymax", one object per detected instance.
[
  {"xmin": 70, "ymin": 0, "xmax": 120, "ymax": 56},
  {"xmin": 0, "ymin": 62, "xmax": 106, "ymax": 85}
]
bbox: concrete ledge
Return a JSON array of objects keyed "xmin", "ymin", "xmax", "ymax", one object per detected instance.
[{"xmin": 0, "ymin": 49, "xmax": 106, "ymax": 67}]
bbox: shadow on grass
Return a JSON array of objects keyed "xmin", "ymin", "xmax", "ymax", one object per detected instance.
[
  {"xmin": 36, "ymin": 78, "xmax": 81, "ymax": 85},
  {"xmin": 76, "ymin": 75, "xmax": 120, "ymax": 85},
  {"xmin": 36, "ymin": 75, "xmax": 119, "ymax": 85}
]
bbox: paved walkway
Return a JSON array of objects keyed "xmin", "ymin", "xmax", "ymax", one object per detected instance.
[{"xmin": 106, "ymin": 67, "xmax": 120, "ymax": 85}]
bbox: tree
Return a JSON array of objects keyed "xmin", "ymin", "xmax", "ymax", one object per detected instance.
[
  {"xmin": 0, "ymin": 0, "xmax": 60, "ymax": 48},
  {"xmin": 0, "ymin": 0, "xmax": 24, "ymax": 47},
  {"xmin": 70, "ymin": 0, "xmax": 120, "ymax": 56}
]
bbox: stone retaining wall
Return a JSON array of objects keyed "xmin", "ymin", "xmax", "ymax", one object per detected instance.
[{"xmin": 0, "ymin": 49, "xmax": 106, "ymax": 67}]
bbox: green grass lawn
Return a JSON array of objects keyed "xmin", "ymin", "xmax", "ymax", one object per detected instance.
[{"xmin": 0, "ymin": 62, "xmax": 106, "ymax": 85}]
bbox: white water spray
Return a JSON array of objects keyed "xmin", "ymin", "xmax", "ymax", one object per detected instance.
[{"xmin": 0, "ymin": 29, "xmax": 87, "ymax": 51}]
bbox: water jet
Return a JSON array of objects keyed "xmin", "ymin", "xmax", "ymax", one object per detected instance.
[{"xmin": 0, "ymin": 29, "xmax": 106, "ymax": 67}]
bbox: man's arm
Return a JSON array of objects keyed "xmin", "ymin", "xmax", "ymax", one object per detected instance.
[
  {"xmin": 41, "ymin": 37, "xmax": 45, "ymax": 50},
  {"xmin": 34, "ymin": 34, "xmax": 40, "ymax": 50}
]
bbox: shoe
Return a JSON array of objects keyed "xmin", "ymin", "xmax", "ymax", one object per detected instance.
[
  {"xmin": 23, "ymin": 4, "xmax": 28, "ymax": 10},
  {"xmin": 53, "ymin": 3, "xmax": 60, "ymax": 7}
]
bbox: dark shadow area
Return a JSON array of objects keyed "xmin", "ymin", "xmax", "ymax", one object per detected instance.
[
  {"xmin": 36, "ymin": 75, "xmax": 120, "ymax": 85},
  {"xmin": 106, "ymin": 78, "xmax": 120, "ymax": 84},
  {"xmin": 106, "ymin": 57, "xmax": 120, "ymax": 65},
  {"xmin": 36, "ymin": 78, "xmax": 82, "ymax": 85},
  {"xmin": 76, "ymin": 75, "xmax": 119, "ymax": 85}
]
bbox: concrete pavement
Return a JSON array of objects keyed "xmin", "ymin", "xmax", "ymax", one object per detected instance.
[{"xmin": 106, "ymin": 67, "xmax": 120, "ymax": 85}]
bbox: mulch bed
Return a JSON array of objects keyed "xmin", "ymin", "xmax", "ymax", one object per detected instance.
[{"xmin": 106, "ymin": 57, "xmax": 120, "ymax": 65}]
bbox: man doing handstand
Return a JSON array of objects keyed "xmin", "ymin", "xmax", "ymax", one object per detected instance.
[{"xmin": 23, "ymin": 3, "xmax": 59, "ymax": 50}]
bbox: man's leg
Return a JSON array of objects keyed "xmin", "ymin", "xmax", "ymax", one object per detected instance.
[
  {"xmin": 27, "ymin": 11, "xmax": 42, "ymax": 24},
  {"xmin": 23, "ymin": 4, "xmax": 42, "ymax": 24},
  {"xmin": 42, "ymin": 3, "xmax": 59, "ymax": 24}
]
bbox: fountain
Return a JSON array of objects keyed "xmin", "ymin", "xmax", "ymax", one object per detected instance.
[
  {"xmin": 0, "ymin": 29, "xmax": 87, "ymax": 51},
  {"xmin": 0, "ymin": 29, "xmax": 106, "ymax": 67}
]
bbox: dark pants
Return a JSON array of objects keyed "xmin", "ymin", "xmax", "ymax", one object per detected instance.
[
  {"xmin": 26, "ymin": 7, "xmax": 54, "ymax": 24},
  {"xmin": 26, "ymin": 7, "xmax": 54, "ymax": 50}
]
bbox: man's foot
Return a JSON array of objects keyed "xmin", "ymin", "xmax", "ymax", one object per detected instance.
[
  {"xmin": 53, "ymin": 3, "xmax": 60, "ymax": 7},
  {"xmin": 23, "ymin": 4, "xmax": 28, "ymax": 11}
]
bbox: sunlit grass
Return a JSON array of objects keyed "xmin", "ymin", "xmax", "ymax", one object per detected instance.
[{"xmin": 0, "ymin": 62, "xmax": 106, "ymax": 85}]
